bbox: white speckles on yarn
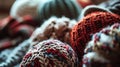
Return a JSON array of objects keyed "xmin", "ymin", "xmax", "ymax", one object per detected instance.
[
  {"xmin": 0, "ymin": 48, "xmax": 13, "ymax": 62},
  {"xmin": 83, "ymin": 23, "xmax": 120, "ymax": 67},
  {"xmin": 83, "ymin": 52, "xmax": 109, "ymax": 63},
  {"xmin": 29, "ymin": 16, "xmax": 77, "ymax": 45},
  {"xmin": 21, "ymin": 39, "xmax": 79, "ymax": 67},
  {"xmin": 0, "ymin": 40, "xmax": 30, "ymax": 67},
  {"xmin": 84, "ymin": 41, "xmax": 94, "ymax": 53},
  {"xmin": 99, "ymin": 33, "xmax": 113, "ymax": 44}
]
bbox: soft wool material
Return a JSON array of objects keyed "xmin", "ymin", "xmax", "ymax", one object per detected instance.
[
  {"xmin": 37, "ymin": 0, "xmax": 81, "ymax": 21},
  {"xmin": 29, "ymin": 16, "xmax": 77, "ymax": 45},
  {"xmin": 0, "ymin": 15, "xmax": 39, "ymax": 66},
  {"xmin": 0, "ymin": 15, "xmax": 40, "ymax": 66},
  {"xmin": 0, "ymin": 40, "xmax": 30, "ymax": 67},
  {"xmin": 70, "ymin": 12, "xmax": 120, "ymax": 64},
  {"xmin": 20, "ymin": 39, "xmax": 79, "ymax": 67},
  {"xmin": 10, "ymin": 0, "xmax": 40, "ymax": 21},
  {"xmin": 83, "ymin": 23, "xmax": 120, "ymax": 67},
  {"xmin": 0, "ymin": 15, "xmax": 37, "ymax": 50}
]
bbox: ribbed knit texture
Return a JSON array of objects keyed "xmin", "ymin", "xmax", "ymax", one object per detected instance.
[
  {"xmin": 0, "ymin": 40, "xmax": 30, "ymax": 67},
  {"xmin": 37, "ymin": 0, "xmax": 81, "ymax": 21},
  {"xmin": 70, "ymin": 12, "xmax": 120, "ymax": 64}
]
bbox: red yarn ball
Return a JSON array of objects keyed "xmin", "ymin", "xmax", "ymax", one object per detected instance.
[
  {"xmin": 70, "ymin": 12, "xmax": 120, "ymax": 64},
  {"xmin": 20, "ymin": 39, "xmax": 79, "ymax": 67}
]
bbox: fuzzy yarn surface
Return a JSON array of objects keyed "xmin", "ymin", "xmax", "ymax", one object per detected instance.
[
  {"xmin": 71, "ymin": 12, "xmax": 120, "ymax": 63},
  {"xmin": 20, "ymin": 39, "xmax": 79, "ymax": 67},
  {"xmin": 83, "ymin": 23, "xmax": 120, "ymax": 67},
  {"xmin": 30, "ymin": 16, "xmax": 77, "ymax": 45}
]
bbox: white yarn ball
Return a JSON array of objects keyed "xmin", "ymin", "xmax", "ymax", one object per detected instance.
[{"xmin": 10, "ymin": 0, "xmax": 40, "ymax": 21}]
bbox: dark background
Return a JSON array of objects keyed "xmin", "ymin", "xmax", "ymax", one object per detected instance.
[{"xmin": 0, "ymin": 0, "xmax": 15, "ymax": 19}]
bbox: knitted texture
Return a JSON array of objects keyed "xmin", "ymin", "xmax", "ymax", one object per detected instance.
[
  {"xmin": 0, "ymin": 15, "xmax": 39, "ymax": 66},
  {"xmin": 20, "ymin": 39, "xmax": 79, "ymax": 67},
  {"xmin": 71, "ymin": 12, "xmax": 120, "ymax": 63},
  {"xmin": 82, "ymin": 23, "xmax": 120, "ymax": 67},
  {"xmin": 0, "ymin": 15, "xmax": 37, "ymax": 50},
  {"xmin": 30, "ymin": 16, "xmax": 77, "ymax": 45},
  {"xmin": 0, "ymin": 40, "xmax": 30, "ymax": 67},
  {"xmin": 38, "ymin": 0, "xmax": 81, "ymax": 21}
]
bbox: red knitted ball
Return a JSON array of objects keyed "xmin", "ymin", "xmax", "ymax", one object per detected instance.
[
  {"xmin": 70, "ymin": 12, "xmax": 120, "ymax": 63},
  {"xmin": 20, "ymin": 39, "xmax": 79, "ymax": 67}
]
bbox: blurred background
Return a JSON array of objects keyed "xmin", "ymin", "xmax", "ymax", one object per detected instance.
[
  {"xmin": 1, "ymin": 0, "xmax": 120, "ymax": 67},
  {"xmin": 0, "ymin": 0, "xmax": 107, "ymax": 19},
  {"xmin": 0, "ymin": 0, "xmax": 14, "ymax": 19}
]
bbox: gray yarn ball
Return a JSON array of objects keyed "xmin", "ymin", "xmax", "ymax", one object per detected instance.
[
  {"xmin": 99, "ymin": 0, "xmax": 120, "ymax": 15},
  {"xmin": 37, "ymin": 0, "xmax": 82, "ymax": 21}
]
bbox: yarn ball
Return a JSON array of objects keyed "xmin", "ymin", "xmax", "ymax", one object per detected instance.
[
  {"xmin": 29, "ymin": 16, "xmax": 77, "ymax": 45},
  {"xmin": 82, "ymin": 52, "xmax": 111, "ymax": 67},
  {"xmin": 79, "ymin": 5, "xmax": 109, "ymax": 19},
  {"xmin": 70, "ymin": 12, "xmax": 120, "ymax": 62},
  {"xmin": 82, "ymin": 23, "xmax": 120, "ymax": 67},
  {"xmin": 10, "ymin": 0, "xmax": 40, "ymax": 21},
  {"xmin": 37, "ymin": 0, "xmax": 81, "ymax": 21},
  {"xmin": 20, "ymin": 39, "xmax": 79, "ymax": 67}
]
